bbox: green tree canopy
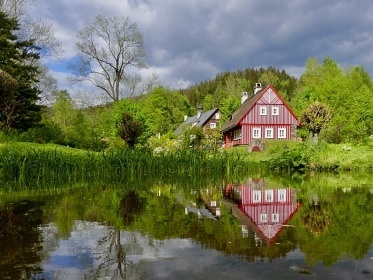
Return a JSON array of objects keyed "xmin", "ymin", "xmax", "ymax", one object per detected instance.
[
  {"xmin": 140, "ymin": 87, "xmax": 191, "ymax": 135},
  {"xmin": 294, "ymin": 57, "xmax": 373, "ymax": 143},
  {"xmin": 300, "ymin": 101, "xmax": 332, "ymax": 144}
]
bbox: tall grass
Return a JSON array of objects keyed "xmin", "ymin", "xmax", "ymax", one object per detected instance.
[{"xmin": 0, "ymin": 144, "xmax": 261, "ymax": 188}]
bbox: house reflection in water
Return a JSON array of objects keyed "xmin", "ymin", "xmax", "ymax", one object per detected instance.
[{"xmin": 224, "ymin": 178, "xmax": 302, "ymax": 245}]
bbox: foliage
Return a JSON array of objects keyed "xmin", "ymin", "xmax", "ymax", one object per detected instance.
[
  {"xmin": 294, "ymin": 57, "xmax": 373, "ymax": 143},
  {"xmin": 180, "ymin": 126, "xmax": 205, "ymax": 149},
  {"xmin": 147, "ymin": 134, "xmax": 180, "ymax": 154},
  {"xmin": 300, "ymin": 101, "xmax": 332, "ymax": 143},
  {"xmin": 202, "ymin": 128, "xmax": 222, "ymax": 151},
  {"xmin": 19, "ymin": 119, "xmax": 65, "ymax": 144},
  {"xmin": 219, "ymin": 95, "xmax": 241, "ymax": 123},
  {"xmin": 0, "ymin": 11, "xmax": 42, "ymax": 132},
  {"xmin": 112, "ymin": 98, "xmax": 149, "ymax": 146},
  {"xmin": 268, "ymin": 142, "xmax": 310, "ymax": 172},
  {"xmin": 140, "ymin": 87, "xmax": 191, "ymax": 134},
  {"xmin": 117, "ymin": 112, "xmax": 143, "ymax": 148}
]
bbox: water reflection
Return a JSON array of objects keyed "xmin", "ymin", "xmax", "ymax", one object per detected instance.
[
  {"xmin": 224, "ymin": 178, "xmax": 302, "ymax": 245},
  {"xmin": 0, "ymin": 176, "xmax": 373, "ymax": 279}
]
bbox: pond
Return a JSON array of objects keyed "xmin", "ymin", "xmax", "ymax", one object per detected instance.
[{"xmin": 1, "ymin": 172, "xmax": 373, "ymax": 279}]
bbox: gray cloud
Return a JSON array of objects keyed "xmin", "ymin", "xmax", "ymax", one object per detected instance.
[{"xmin": 30, "ymin": 0, "xmax": 373, "ymax": 92}]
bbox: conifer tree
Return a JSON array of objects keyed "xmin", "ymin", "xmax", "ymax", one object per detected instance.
[{"xmin": 0, "ymin": 11, "xmax": 41, "ymax": 131}]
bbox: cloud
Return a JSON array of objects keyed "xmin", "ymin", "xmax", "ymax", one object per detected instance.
[{"xmin": 30, "ymin": 0, "xmax": 373, "ymax": 97}]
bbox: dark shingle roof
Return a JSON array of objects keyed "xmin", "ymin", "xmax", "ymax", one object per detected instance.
[
  {"xmin": 175, "ymin": 107, "xmax": 219, "ymax": 135},
  {"xmin": 220, "ymin": 86, "xmax": 268, "ymax": 133}
]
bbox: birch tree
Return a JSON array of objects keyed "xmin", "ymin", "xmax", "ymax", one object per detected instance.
[{"xmin": 69, "ymin": 15, "xmax": 148, "ymax": 101}]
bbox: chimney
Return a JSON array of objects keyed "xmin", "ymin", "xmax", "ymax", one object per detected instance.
[
  {"xmin": 241, "ymin": 91, "xmax": 248, "ymax": 104},
  {"xmin": 197, "ymin": 105, "xmax": 203, "ymax": 119},
  {"xmin": 254, "ymin": 83, "xmax": 262, "ymax": 94}
]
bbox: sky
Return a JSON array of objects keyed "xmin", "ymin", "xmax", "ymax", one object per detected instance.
[{"xmin": 29, "ymin": 0, "xmax": 373, "ymax": 95}]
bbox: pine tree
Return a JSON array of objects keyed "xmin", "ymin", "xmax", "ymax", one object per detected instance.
[{"xmin": 0, "ymin": 11, "xmax": 42, "ymax": 131}]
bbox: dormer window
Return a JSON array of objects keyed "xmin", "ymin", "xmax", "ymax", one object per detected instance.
[{"xmin": 260, "ymin": 106, "xmax": 267, "ymax": 115}]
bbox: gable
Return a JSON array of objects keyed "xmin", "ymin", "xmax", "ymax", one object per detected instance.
[
  {"xmin": 175, "ymin": 108, "xmax": 220, "ymax": 135},
  {"xmin": 220, "ymin": 84, "xmax": 298, "ymax": 133}
]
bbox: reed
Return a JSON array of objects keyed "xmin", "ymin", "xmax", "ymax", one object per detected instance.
[{"xmin": 0, "ymin": 144, "xmax": 261, "ymax": 188}]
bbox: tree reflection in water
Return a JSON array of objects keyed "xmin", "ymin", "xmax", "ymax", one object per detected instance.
[{"xmin": 92, "ymin": 190, "xmax": 147, "ymax": 279}]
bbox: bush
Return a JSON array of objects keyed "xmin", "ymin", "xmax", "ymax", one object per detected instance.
[{"xmin": 20, "ymin": 123, "xmax": 67, "ymax": 145}]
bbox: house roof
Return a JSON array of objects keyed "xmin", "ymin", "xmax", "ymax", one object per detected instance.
[
  {"xmin": 220, "ymin": 86, "xmax": 267, "ymax": 133},
  {"xmin": 175, "ymin": 107, "xmax": 219, "ymax": 135},
  {"xmin": 220, "ymin": 84, "xmax": 298, "ymax": 133}
]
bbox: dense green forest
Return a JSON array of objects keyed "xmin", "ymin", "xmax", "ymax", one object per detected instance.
[{"xmin": 1, "ymin": 7, "xmax": 373, "ymax": 151}]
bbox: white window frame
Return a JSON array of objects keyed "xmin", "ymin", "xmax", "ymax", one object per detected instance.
[
  {"xmin": 260, "ymin": 106, "xmax": 267, "ymax": 115},
  {"xmin": 265, "ymin": 190, "xmax": 273, "ymax": 202},
  {"xmin": 260, "ymin": 213, "xmax": 267, "ymax": 222},
  {"xmin": 215, "ymin": 112, "xmax": 220, "ymax": 119},
  {"xmin": 278, "ymin": 128, "xmax": 286, "ymax": 139},
  {"xmin": 278, "ymin": 189, "xmax": 286, "ymax": 202},
  {"xmin": 253, "ymin": 190, "xmax": 261, "ymax": 203},
  {"xmin": 272, "ymin": 213, "xmax": 279, "ymax": 223},
  {"xmin": 253, "ymin": 128, "xmax": 261, "ymax": 139},
  {"xmin": 233, "ymin": 129, "xmax": 241, "ymax": 140},
  {"xmin": 272, "ymin": 106, "xmax": 279, "ymax": 116},
  {"xmin": 265, "ymin": 128, "xmax": 273, "ymax": 139},
  {"xmin": 210, "ymin": 122, "xmax": 216, "ymax": 129}
]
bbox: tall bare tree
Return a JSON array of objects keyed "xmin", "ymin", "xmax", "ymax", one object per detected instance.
[{"xmin": 69, "ymin": 15, "xmax": 148, "ymax": 101}]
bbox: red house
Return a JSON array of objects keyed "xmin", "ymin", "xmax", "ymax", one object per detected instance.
[
  {"xmin": 225, "ymin": 178, "xmax": 302, "ymax": 244},
  {"xmin": 220, "ymin": 83, "xmax": 299, "ymax": 148}
]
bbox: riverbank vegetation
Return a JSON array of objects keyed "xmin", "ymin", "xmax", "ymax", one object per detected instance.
[
  {"xmin": 1, "ymin": 139, "xmax": 373, "ymax": 189},
  {"xmin": 0, "ymin": 141, "xmax": 261, "ymax": 187}
]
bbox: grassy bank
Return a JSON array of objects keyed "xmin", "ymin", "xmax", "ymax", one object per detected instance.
[{"xmin": 227, "ymin": 140, "xmax": 373, "ymax": 172}]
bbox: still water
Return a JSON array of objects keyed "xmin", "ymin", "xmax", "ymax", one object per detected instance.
[{"xmin": 1, "ymin": 173, "xmax": 373, "ymax": 279}]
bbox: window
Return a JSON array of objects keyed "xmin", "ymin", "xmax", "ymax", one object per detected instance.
[
  {"xmin": 272, "ymin": 107, "xmax": 279, "ymax": 115},
  {"xmin": 260, "ymin": 106, "xmax": 267, "ymax": 115},
  {"xmin": 215, "ymin": 112, "xmax": 220, "ymax": 119},
  {"xmin": 234, "ymin": 129, "xmax": 241, "ymax": 140},
  {"xmin": 265, "ymin": 190, "xmax": 273, "ymax": 202},
  {"xmin": 278, "ymin": 189, "xmax": 286, "ymax": 202},
  {"xmin": 260, "ymin": 213, "xmax": 267, "ymax": 222},
  {"xmin": 253, "ymin": 190, "xmax": 261, "ymax": 202},
  {"xmin": 253, "ymin": 128, "xmax": 261, "ymax": 139},
  {"xmin": 210, "ymin": 122, "xmax": 216, "ymax": 129},
  {"xmin": 265, "ymin": 128, "xmax": 273, "ymax": 139},
  {"xmin": 278, "ymin": 128, "xmax": 286, "ymax": 139},
  {"xmin": 272, "ymin": 213, "xmax": 279, "ymax": 222}
]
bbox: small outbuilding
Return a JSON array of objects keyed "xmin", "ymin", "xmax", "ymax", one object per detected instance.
[{"xmin": 175, "ymin": 106, "xmax": 221, "ymax": 135}]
